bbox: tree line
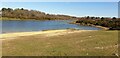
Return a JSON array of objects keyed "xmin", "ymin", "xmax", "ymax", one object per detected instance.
[
  {"xmin": 1, "ymin": 8, "xmax": 78, "ymax": 20},
  {"xmin": 76, "ymin": 16, "xmax": 120, "ymax": 30}
]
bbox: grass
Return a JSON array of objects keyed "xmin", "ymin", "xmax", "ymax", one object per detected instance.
[
  {"xmin": 0, "ymin": 17, "xmax": 21, "ymax": 20},
  {"xmin": 2, "ymin": 30, "xmax": 118, "ymax": 56},
  {"xmin": 0, "ymin": 17, "xmax": 35, "ymax": 20}
]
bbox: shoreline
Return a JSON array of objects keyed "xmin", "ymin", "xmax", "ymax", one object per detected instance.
[
  {"xmin": 89, "ymin": 25, "xmax": 109, "ymax": 30},
  {"xmin": 70, "ymin": 21, "xmax": 109, "ymax": 30},
  {"xmin": 0, "ymin": 17, "xmax": 73, "ymax": 20},
  {"xmin": 0, "ymin": 29, "xmax": 94, "ymax": 40}
]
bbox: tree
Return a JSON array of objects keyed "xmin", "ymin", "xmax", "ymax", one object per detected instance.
[
  {"xmin": 21, "ymin": 8, "xmax": 24, "ymax": 10},
  {"xmin": 2, "ymin": 8, "xmax": 7, "ymax": 11},
  {"xmin": 7, "ymin": 8, "xmax": 13, "ymax": 12},
  {"xmin": 101, "ymin": 17, "xmax": 104, "ymax": 20},
  {"xmin": 86, "ymin": 16, "xmax": 90, "ymax": 19},
  {"xmin": 91, "ymin": 17, "xmax": 95, "ymax": 19},
  {"xmin": 112, "ymin": 17, "xmax": 116, "ymax": 19}
]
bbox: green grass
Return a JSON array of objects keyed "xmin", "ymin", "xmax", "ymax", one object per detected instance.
[
  {"xmin": 2, "ymin": 30, "xmax": 118, "ymax": 56},
  {"xmin": 0, "ymin": 17, "xmax": 35, "ymax": 20},
  {"xmin": 0, "ymin": 17, "xmax": 21, "ymax": 20}
]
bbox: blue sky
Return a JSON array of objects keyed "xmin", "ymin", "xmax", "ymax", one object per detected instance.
[
  {"xmin": 1, "ymin": 0, "xmax": 120, "ymax": 2},
  {"xmin": 1, "ymin": 2, "xmax": 118, "ymax": 17}
]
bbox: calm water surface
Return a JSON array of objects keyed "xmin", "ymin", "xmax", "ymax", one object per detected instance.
[{"xmin": 1, "ymin": 20, "xmax": 101, "ymax": 33}]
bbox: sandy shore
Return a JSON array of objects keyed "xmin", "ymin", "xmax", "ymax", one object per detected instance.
[
  {"xmin": 0, "ymin": 29, "xmax": 93, "ymax": 40},
  {"xmin": 70, "ymin": 22, "xmax": 109, "ymax": 30}
]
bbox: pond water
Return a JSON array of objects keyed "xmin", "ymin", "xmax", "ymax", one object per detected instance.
[{"xmin": 1, "ymin": 20, "xmax": 101, "ymax": 33}]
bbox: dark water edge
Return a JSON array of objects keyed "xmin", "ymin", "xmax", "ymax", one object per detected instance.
[{"xmin": 1, "ymin": 20, "xmax": 101, "ymax": 34}]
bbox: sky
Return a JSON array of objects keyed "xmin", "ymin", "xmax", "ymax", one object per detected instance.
[
  {"xmin": 1, "ymin": 0, "xmax": 120, "ymax": 2},
  {"xmin": 1, "ymin": 2, "xmax": 118, "ymax": 17}
]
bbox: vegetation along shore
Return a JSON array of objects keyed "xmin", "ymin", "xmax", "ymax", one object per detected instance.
[
  {"xmin": 1, "ymin": 8, "xmax": 78, "ymax": 20},
  {"xmin": 75, "ymin": 16, "xmax": 120, "ymax": 30}
]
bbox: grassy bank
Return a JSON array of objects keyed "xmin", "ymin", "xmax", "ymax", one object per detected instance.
[
  {"xmin": 0, "ymin": 17, "xmax": 74, "ymax": 20},
  {"xmin": 0, "ymin": 17, "xmax": 21, "ymax": 20},
  {"xmin": 0, "ymin": 17, "xmax": 40, "ymax": 20},
  {"xmin": 2, "ymin": 30, "xmax": 118, "ymax": 56}
]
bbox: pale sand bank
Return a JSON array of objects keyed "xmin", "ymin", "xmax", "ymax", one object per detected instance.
[{"xmin": 0, "ymin": 29, "xmax": 93, "ymax": 40}]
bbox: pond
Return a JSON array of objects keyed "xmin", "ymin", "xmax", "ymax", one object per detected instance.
[{"xmin": 1, "ymin": 20, "xmax": 101, "ymax": 33}]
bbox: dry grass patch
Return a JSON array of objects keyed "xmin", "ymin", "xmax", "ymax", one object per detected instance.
[{"xmin": 2, "ymin": 30, "xmax": 118, "ymax": 56}]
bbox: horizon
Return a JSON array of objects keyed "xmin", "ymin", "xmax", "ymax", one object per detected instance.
[{"xmin": 1, "ymin": 2, "xmax": 118, "ymax": 18}]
